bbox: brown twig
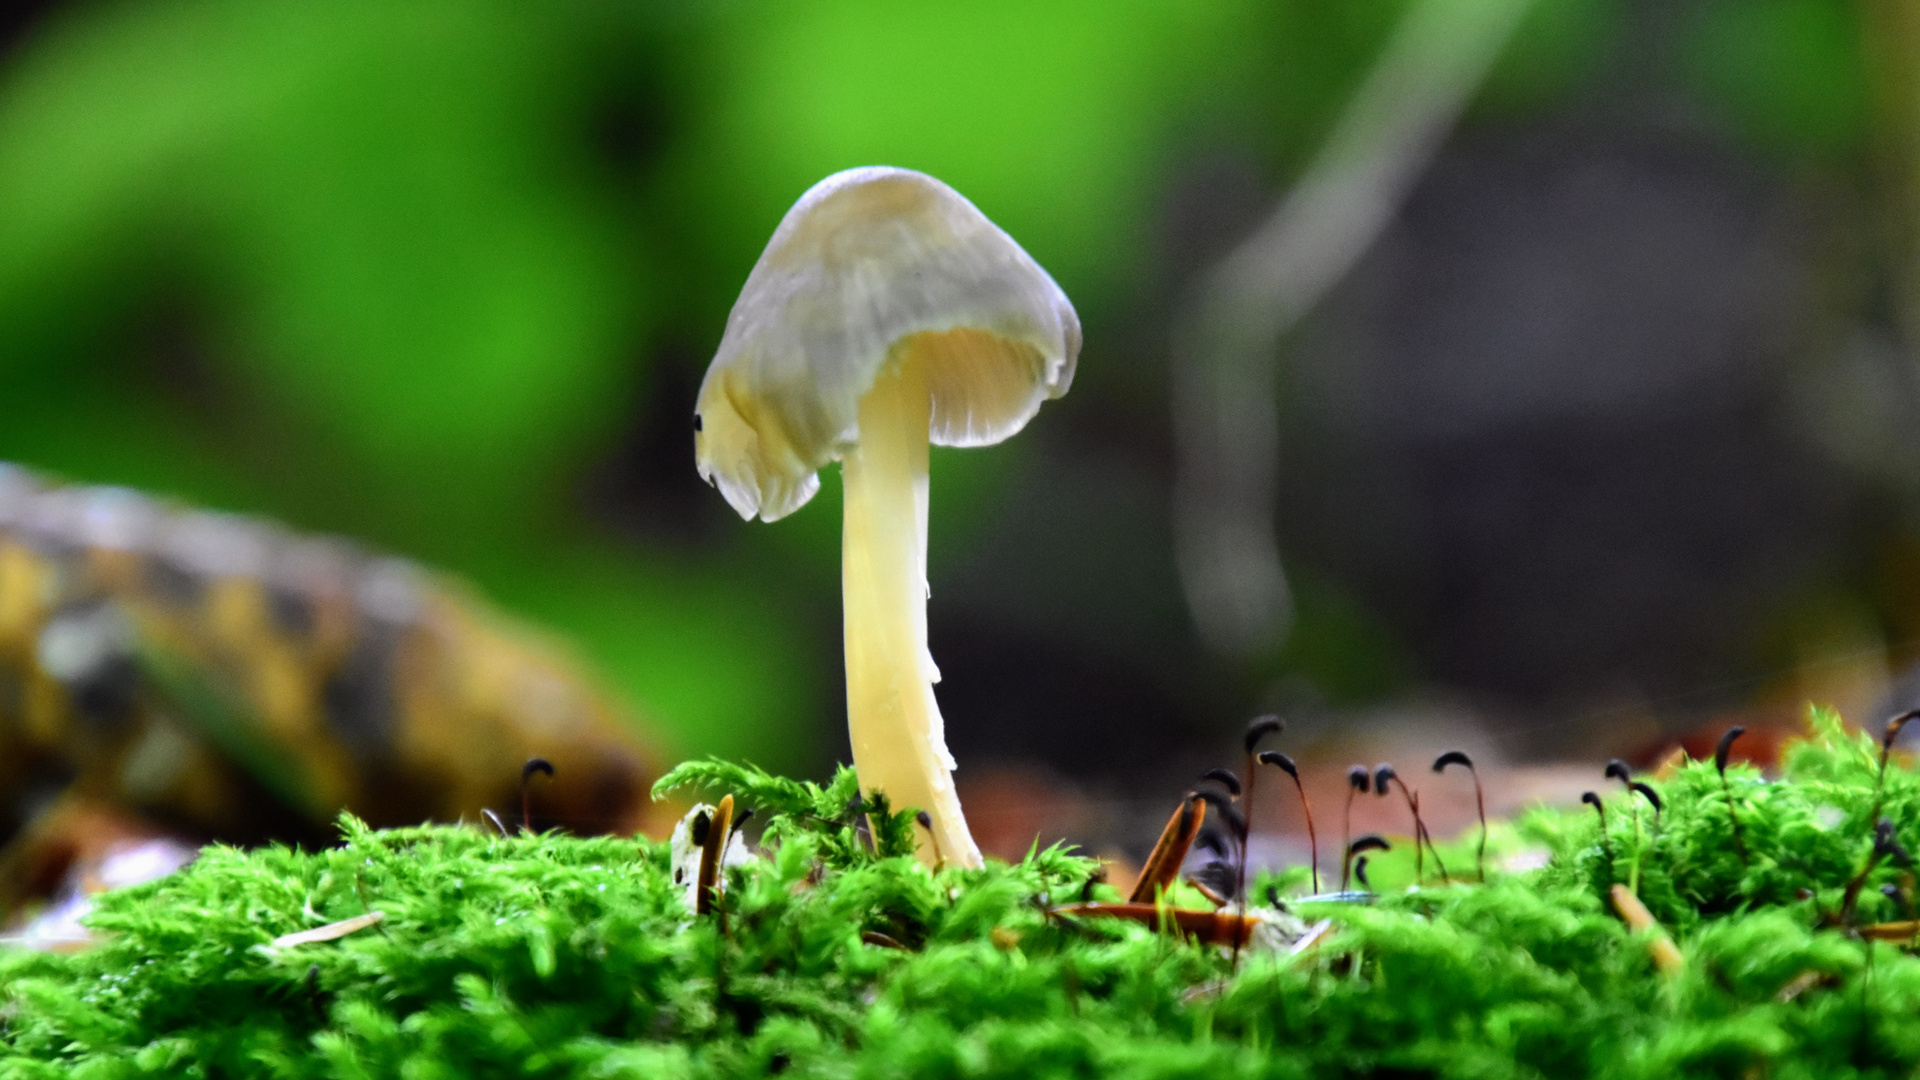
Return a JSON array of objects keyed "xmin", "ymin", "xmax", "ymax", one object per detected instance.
[
  {"xmin": 1609, "ymin": 884, "xmax": 1683, "ymax": 976},
  {"xmin": 1130, "ymin": 795, "xmax": 1207, "ymax": 904}
]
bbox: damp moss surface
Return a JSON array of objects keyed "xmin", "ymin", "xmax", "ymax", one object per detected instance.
[{"xmin": 6, "ymin": 708, "xmax": 1920, "ymax": 1078}]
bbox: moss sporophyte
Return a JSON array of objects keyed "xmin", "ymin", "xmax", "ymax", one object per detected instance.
[{"xmin": 8, "ymin": 707, "xmax": 1920, "ymax": 1075}]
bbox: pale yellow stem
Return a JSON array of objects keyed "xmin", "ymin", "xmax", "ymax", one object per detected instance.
[{"xmin": 842, "ymin": 337, "xmax": 983, "ymax": 868}]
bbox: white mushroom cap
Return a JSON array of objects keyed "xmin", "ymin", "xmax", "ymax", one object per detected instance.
[{"xmin": 695, "ymin": 166, "xmax": 1081, "ymax": 522}]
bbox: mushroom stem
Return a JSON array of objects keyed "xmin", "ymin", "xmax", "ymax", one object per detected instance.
[{"xmin": 842, "ymin": 344, "xmax": 982, "ymax": 868}]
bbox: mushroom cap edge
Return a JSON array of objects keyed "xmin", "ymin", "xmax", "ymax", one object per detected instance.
[{"xmin": 694, "ymin": 166, "xmax": 1081, "ymax": 523}]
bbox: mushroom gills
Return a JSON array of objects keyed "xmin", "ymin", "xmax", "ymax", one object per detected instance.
[
  {"xmin": 842, "ymin": 333, "xmax": 982, "ymax": 869},
  {"xmin": 921, "ymin": 327, "xmax": 1057, "ymax": 449}
]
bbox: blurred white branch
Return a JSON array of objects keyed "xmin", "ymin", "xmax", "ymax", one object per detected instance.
[{"xmin": 1172, "ymin": 0, "xmax": 1539, "ymax": 658}]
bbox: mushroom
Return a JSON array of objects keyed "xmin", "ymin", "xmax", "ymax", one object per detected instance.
[{"xmin": 694, "ymin": 167, "xmax": 1080, "ymax": 868}]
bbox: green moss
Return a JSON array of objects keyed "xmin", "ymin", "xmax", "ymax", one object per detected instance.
[{"xmin": 8, "ymin": 709, "xmax": 1920, "ymax": 1077}]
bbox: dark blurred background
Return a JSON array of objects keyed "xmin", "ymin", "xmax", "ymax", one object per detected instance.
[{"xmin": 2, "ymin": 0, "xmax": 1917, "ymax": 855}]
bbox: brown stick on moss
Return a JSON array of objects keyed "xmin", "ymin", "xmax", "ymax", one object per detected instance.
[
  {"xmin": 1130, "ymin": 795, "xmax": 1206, "ymax": 904},
  {"xmin": 1610, "ymin": 884, "xmax": 1683, "ymax": 976}
]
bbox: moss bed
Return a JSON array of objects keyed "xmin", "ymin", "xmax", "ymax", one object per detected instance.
[{"xmin": 7, "ymin": 709, "xmax": 1920, "ymax": 1078}]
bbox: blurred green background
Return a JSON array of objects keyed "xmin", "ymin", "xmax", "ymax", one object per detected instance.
[{"xmin": 0, "ymin": 0, "xmax": 1915, "ymax": 791}]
